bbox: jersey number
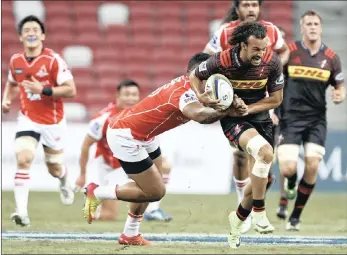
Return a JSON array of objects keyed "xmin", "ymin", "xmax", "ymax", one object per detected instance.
[{"xmin": 24, "ymin": 87, "xmax": 41, "ymax": 101}]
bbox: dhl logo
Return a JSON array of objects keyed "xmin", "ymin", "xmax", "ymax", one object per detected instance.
[
  {"xmin": 288, "ymin": 65, "xmax": 330, "ymax": 82},
  {"xmin": 230, "ymin": 78, "xmax": 268, "ymax": 90}
]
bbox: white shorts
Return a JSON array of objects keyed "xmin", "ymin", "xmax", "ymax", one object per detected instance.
[
  {"xmin": 16, "ymin": 113, "xmax": 67, "ymax": 150},
  {"xmin": 106, "ymin": 128, "xmax": 159, "ymax": 162},
  {"xmin": 95, "ymin": 157, "xmax": 131, "ymax": 186}
]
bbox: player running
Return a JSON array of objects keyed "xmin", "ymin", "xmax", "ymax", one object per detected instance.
[
  {"xmin": 203, "ymin": 0, "xmax": 290, "ymax": 233},
  {"xmin": 2, "ymin": 15, "xmax": 76, "ymax": 227},
  {"xmin": 83, "ymin": 52, "xmax": 247, "ymax": 246},
  {"xmin": 276, "ymin": 10, "xmax": 345, "ymax": 229},
  {"xmin": 75, "ymin": 79, "xmax": 172, "ymax": 222},
  {"xmin": 191, "ymin": 22, "xmax": 284, "ymax": 248}
]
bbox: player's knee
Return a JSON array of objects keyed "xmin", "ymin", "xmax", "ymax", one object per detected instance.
[
  {"xmin": 16, "ymin": 151, "xmax": 35, "ymax": 169},
  {"xmin": 281, "ymin": 163, "xmax": 297, "ymax": 178},
  {"xmin": 45, "ymin": 152, "xmax": 64, "ymax": 177},
  {"xmin": 305, "ymin": 158, "xmax": 320, "ymax": 175},
  {"xmin": 233, "ymin": 151, "xmax": 248, "ymax": 168},
  {"xmin": 148, "ymin": 184, "xmax": 166, "ymax": 202},
  {"xmin": 258, "ymin": 145, "xmax": 274, "ymax": 164}
]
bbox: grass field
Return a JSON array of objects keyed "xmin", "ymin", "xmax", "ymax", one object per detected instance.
[{"xmin": 2, "ymin": 191, "xmax": 347, "ymax": 254}]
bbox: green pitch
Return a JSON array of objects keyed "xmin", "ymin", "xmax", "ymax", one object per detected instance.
[{"xmin": 2, "ymin": 191, "xmax": 347, "ymax": 254}]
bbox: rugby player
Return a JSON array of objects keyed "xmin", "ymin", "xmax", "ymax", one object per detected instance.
[
  {"xmin": 75, "ymin": 80, "xmax": 172, "ymax": 222},
  {"xmin": 2, "ymin": 15, "xmax": 76, "ymax": 227},
  {"xmin": 83, "ymin": 52, "xmax": 247, "ymax": 246},
  {"xmin": 276, "ymin": 10, "xmax": 345, "ymax": 229},
  {"xmin": 191, "ymin": 22, "xmax": 284, "ymax": 248},
  {"xmin": 203, "ymin": 0, "xmax": 290, "ymax": 233}
]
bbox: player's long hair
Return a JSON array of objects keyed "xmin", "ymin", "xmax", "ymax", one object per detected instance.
[
  {"xmin": 228, "ymin": 21, "xmax": 267, "ymax": 46},
  {"xmin": 222, "ymin": 0, "xmax": 263, "ymax": 24}
]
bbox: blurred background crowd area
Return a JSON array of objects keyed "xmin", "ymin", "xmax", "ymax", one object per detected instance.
[{"xmin": 2, "ymin": 1, "xmax": 346, "ymax": 129}]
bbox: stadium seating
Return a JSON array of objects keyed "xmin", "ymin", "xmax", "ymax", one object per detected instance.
[{"xmin": 1, "ymin": 0, "xmax": 294, "ymax": 121}]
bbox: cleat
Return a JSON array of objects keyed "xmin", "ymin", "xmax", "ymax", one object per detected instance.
[
  {"xmin": 265, "ymin": 174, "xmax": 276, "ymax": 194},
  {"xmin": 253, "ymin": 211, "xmax": 275, "ymax": 234},
  {"xmin": 60, "ymin": 182, "xmax": 75, "ymax": 205},
  {"xmin": 10, "ymin": 212, "xmax": 30, "ymax": 227},
  {"xmin": 144, "ymin": 209, "xmax": 173, "ymax": 222},
  {"xmin": 118, "ymin": 233, "xmax": 152, "ymax": 246},
  {"xmin": 286, "ymin": 218, "xmax": 300, "ymax": 231},
  {"xmin": 83, "ymin": 183, "xmax": 102, "ymax": 224},
  {"xmin": 284, "ymin": 178, "xmax": 297, "ymax": 200},
  {"xmin": 276, "ymin": 204, "xmax": 288, "ymax": 220},
  {"xmin": 241, "ymin": 215, "xmax": 252, "ymax": 234},
  {"xmin": 228, "ymin": 211, "xmax": 242, "ymax": 248}
]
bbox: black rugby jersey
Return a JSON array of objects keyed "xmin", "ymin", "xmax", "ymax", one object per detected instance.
[
  {"xmin": 195, "ymin": 46, "xmax": 284, "ymax": 121},
  {"xmin": 282, "ymin": 41, "xmax": 344, "ymax": 119}
]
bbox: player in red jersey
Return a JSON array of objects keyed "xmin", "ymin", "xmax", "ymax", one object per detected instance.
[
  {"xmin": 191, "ymin": 22, "xmax": 284, "ymax": 248},
  {"xmin": 83, "ymin": 53, "xmax": 247, "ymax": 246},
  {"xmin": 75, "ymin": 80, "xmax": 172, "ymax": 222},
  {"xmin": 1, "ymin": 15, "xmax": 76, "ymax": 227},
  {"xmin": 203, "ymin": 0, "xmax": 290, "ymax": 233}
]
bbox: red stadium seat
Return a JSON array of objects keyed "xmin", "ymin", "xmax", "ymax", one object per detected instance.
[
  {"xmin": 94, "ymin": 47, "xmax": 124, "ymax": 65},
  {"xmin": 95, "ymin": 63, "xmax": 123, "ymax": 79},
  {"xmin": 75, "ymin": 32, "xmax": 102, "ymax": 50},
  {"xmin": 154, "ymin": 5, "xmax": 182, "ymax": 21},
  {"xmin": 129, "ymin": 21, "xmax": 156, "ymax": 34},
  {"xmin": 105, "ymin": 25, "xmax": 130, "ymax": 48},
  {"xmin": 46, "ymin": 18, "xmax": 73, "ymax": 33},
  {"xmin": 130, "ymin": 33, "xmax": 157, "ymax": 49}
]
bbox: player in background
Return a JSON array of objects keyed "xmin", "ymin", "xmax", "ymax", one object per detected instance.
[
  {"xmin": 1, "ymin": 15, "xmax": 76, "ymax": 227},
  {"xmin": 276, "ymin": 10, "xmax": 345, "ymax": 229},
  {"xmin": 203, "ymin": 1, "xmax": 290, "ymax": 233},
  {"xmin": 191, "ymin": 22, "xmax": 284, "ymax": 248},
  {"xmin": 83, "ymin": 52, "xmax": 248, "ymax": 246},
  {"xmin": 75, "ymin": 80, "xmax": 172, "ymax": 222}
]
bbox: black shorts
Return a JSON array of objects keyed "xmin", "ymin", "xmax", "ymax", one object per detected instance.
[
  {"xmin": 118, "ymin": 147, "xmax": 162, "ymax": 175},
  {"xmin": 220, "ymin": 117, "xmax": 273, "ymax": 152},
  {"xmin": 278, "ymin": 116, "xmax": 326, "ymax": 147}
]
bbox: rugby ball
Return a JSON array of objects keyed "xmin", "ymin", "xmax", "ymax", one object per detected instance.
[{"xmin": 205, "ymin": 74, "xmax": 234, "ymax": 110}]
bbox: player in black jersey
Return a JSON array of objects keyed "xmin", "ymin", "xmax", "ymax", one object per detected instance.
[
  {"xmin": 276, "ymin": 10, "xmax": 345, "ymax": 230},
  {"xmin": 189, "ymin": 22, "xmax": 284, "ymax": 248}
]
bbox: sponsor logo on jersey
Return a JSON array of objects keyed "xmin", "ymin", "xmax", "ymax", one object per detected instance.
[
  {"xmin": 335, "ymin": 72, "xmax": 344, "ymax": 81},
  {"xmin": 198, "ymin": 61, "xmax": 207, "ymax": 72},
  {"xmin": 288, "ymin": 65, "xmax": 330, "ymax": 82},
  {"xmin": 276, "ymin": 73, "xmax": 284, "ymax": 85},
  {"xmin": 14, "ymin": 68, "xmax": 23, "ymax": 74},
  {"xmin": 230, "ymin": 78, "xmax": 268, "ymax": 90},
  {"xmin": 36, "ymin": 65, "xmax": 48, "ymax": 78}
]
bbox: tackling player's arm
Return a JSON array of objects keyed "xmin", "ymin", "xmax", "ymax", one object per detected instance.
[
  {"xmin": 2, "ymin": 66, "xmax": 19, "ymax": 113},
  {"xmin": 247, "ymin": 55, "xmax": 284, "ymax": 115},
  {"xmin": 330, "ymin": 54, "xmax": 345, "ymax": 104},
  {"xmin": 178, "ymin": 89, "xmax": 248, "ymax": 124}
]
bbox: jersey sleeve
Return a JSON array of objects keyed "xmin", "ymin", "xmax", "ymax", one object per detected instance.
[
  {"xmin": 7, "ymin": 69, "xmax": 17, "ymax": 84},
  {"xmin": 267, "ymin": 54, "xmax": 284, "ymax": 93},
  {"xmin": 87, "ymin": 113, "xmax": 110, "ymax": 141},
  {"xmin": 272, "ymin": 25, "xmax": 285, "ymax": 50},
  {"xmin": 178, "ymin": 88, "xmax": 199, "ymax": 112},
  {"xmin": 330, "ymin": 54, "xmax": 344, "ymax": 87},
  {"xmin": 194, "ymin": 52, "xmax": 226, "ymax": 80},
  {"xmin": 51, "ymin": 54, "xmax": 74, "ymax": 85},
  {"xmin": 205, "ymin": 25, "xmax": 224, "ymax": 53}
]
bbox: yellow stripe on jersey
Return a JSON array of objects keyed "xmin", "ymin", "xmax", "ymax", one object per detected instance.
[
  {"xmin": 288, "ymin": 65, "xmax": 331, "ymax": 82},
  {"xmin": 230, "ymin": 78, "xmax": 268, "ymax": 90}
]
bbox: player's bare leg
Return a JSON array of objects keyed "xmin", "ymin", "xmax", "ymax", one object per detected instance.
[
  {"xmin": 286, "ymin": 144, "xmax": 323, "ymax": 231},
  {"xmin": 44, "ymin": 146, "xmax": 74, "ymax": 205},
  {"xmin": 11, "ymin": 136, "xmax": 38, "ymax": 227},
  {"xmin": 232, "ymin": 151, "xmax": 249, "ymax": 205},
  {"xmin": 94, "ymin": 200, "xmax": 119, "ymax": 221},
  {"xmin": 144, "ymin": 157, "xmax": 172, "ymax": 222},
  {"xmin": 239, "ymin": 129, "xmax": 274, "ymax": 234},
  {"xmin": 277, "ymin": 144, "xmax": 299, "ymax": 220}
]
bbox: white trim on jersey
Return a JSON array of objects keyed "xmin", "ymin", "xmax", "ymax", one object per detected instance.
[
  {"xmin": 273, "ymin": 25, "xmax": 285, "ymax": 50},
  {"xmin": 7, "ymin": 70, "xmax": 16, "ymax": 84},
  {"xmin": 88, "ymin": 112, "xmax": 111, "ymax": 141},
  {"xmin": 52, "ymin": 53, "xmax": 73, "ymax": 86},
  {"xmin": 178, "ymin": 88, "xmax": 199, "ymax": 112}
]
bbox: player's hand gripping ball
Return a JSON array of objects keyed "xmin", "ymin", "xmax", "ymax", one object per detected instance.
[{"xmin": 205, "ymin": 74, "xmax": 234, "ymax": 111}]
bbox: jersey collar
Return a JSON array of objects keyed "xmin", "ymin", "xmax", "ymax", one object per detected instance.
[{"xmin": 300, "ymin": 40, "xmax": 325, "ymax": 57}]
